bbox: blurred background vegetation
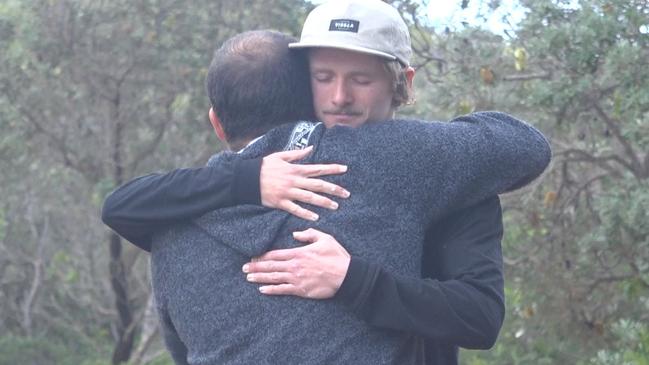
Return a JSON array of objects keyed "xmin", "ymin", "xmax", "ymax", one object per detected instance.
[{"xmin": 0, "ymin": 0, "xmax": 647, "ymax": 364}]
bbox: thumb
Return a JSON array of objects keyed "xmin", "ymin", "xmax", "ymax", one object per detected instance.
[
  {"xmin": 273, "ymin": 145, "xmax": 313, "ymax": 162},
  {"xmin": 292, "ymin": 228, "xmax": 320, "ymax": 244}
]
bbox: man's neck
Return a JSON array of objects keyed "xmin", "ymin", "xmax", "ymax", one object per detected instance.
[{"xmin": 235, "ymin": 135, "xmax": 263, "ymax": 153}]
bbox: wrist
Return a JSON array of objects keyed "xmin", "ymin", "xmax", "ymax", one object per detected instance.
[
  {"xmin": 233, "ymin": 158, "xmax": 262, "ymax": 205},
  {"xmin": 335, "ymin": 257, "xmax": 379, "ymax": 311}
]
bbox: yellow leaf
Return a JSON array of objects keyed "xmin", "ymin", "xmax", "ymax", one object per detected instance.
[
  {"xmin": 457, "ymin": 100, "xmax": 474, "ymax": 115},
  {"xmin": 522, "ymin": 306, "xmax": 535, "ymax": 319},
  {"xmin": 514, "ymin": 47, "xmax": 527, "ymax": 71},
  {"xmin": 480, "ymin": 66, "xmax": 494, "ymax": 84},
  {"xmin": 544, "ymin": 191, "xmax": 557, "ymax": 207}
]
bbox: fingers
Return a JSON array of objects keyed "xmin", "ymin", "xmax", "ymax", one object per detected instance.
[
  {"xmin": 258, "ymin": 284, "xmax": 307, "ymax": 297},
  {"xmin": 259, "ymin": 148, "xmax": 349, "ymax": 219},
  {"xmin": 295, "ymin": 178, "xmax": 350, "ymax": 199},
  {"xmin": 246, "ymin": 272, "xmax": 293, "ymax": 285},
  {"xmin": 243, "ymin": 259, "xmax": 293, "ymax": 274},
  {"xmin": 272, "ymin": 146, "xmax": 313, "ymax": 162},
  {"xmin": 249, "ymin": 247, "xmax": 297, "ymax": 263},
  {"xmin": 277, "ymin": 200, "xmax": 319, "ymax": 221},
  {"xmin": 299, "ymin": 163, "xmax": 348, "ymax": 178},
  {"xmin": 287, "ymin": 186, "xmax": 339, "ymax": 212},
  {"xmin": 292, "ymin": 228, "xmax": 324, "ymax": 244},
  {"xmin": 280, "ymin": 178, "xmax": 350, "ymax": 215}
]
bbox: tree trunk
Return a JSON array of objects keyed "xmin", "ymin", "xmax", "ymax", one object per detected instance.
[
  {"xmin": 109, "ymin": 93, "xmax": 137, "ymax": 364},
  {"xmin": 109, "ymin": 231, "xmax": 137, "ymax": 364},
  {"xmin": 132, "ymin": 292, "xmax": 160, "ymax": 365}
]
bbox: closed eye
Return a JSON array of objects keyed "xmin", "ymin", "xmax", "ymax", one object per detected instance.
[
  {"xmin": 352, "ymin": 76, "xmax": 372, "ymax": 85},
  {"xmin": 312, "ymin": 71, "xmax": 333, "ymax": 83}
]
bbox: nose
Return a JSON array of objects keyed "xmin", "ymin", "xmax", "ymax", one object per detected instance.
[{"xmin": 332, "ymin": 79, "xmax": 352, "ymax": 106}]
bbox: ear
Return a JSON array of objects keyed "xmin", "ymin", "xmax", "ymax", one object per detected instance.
[
  {"xmin": 209, "ymin": 107, "xmax": 227, "ymax": 142},
  {"xmin": 405, "ymin": 66, "xmax": 415, "ymax": 90}
]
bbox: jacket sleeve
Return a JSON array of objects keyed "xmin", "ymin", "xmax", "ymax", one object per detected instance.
[
  {"xmin": 101, "ymin": 157, "xmax": 262, "ymax": 252},
  {"xmin": 336, "ymin": 196, "xmax": 505, "ymax": 349}
]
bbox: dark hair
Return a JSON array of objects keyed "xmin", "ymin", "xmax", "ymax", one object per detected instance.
[{"xmin": 206, "ymin": 30, "xmax": 315, "ymax": 148}]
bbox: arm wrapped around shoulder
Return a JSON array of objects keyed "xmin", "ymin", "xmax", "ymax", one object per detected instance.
[{"xmin": 450, "ymin": 111, "xmax": 552, "ymax": 192}]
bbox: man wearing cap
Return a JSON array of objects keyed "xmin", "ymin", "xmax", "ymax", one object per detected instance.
[
  {"xmin": 248, "ymin": 2, "xmax": 512, "ymax": 363},
  {"xmin": 102, "ymin": 1, "xmax": 547, "ymax": 364}
]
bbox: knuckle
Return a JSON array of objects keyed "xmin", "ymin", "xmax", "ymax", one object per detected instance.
[
  {"xmin": 314, "ymin": 196, "xmax": 327, "ymax": 206},
  {"xmin": 293, "ymin": 164, "xmax": 306, "ymax": 174},
  {"xmin": 289, "ymin": 261, "xmax": 301, "ymax": 272},
  {"xmin": 300, "ymin": 190, "xmax": 312, "ymax": 202},
  {"xmin": 296, "ymin": 177, "xmax": 309, "ymax": 187},
  {"xmin": 309, "ymin": 193, "xmax": 320, "ymax": 204},
  {"xmin": 280, "ymin": 180, "xmax": 293, "ymax": 191}
]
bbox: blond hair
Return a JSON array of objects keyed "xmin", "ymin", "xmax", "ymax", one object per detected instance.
[{"xmin": 383, "ymin": 61, "xmax": 414, "ymax": 107}]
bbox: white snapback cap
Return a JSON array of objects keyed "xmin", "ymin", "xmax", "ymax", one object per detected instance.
[{"xmin": 289, "ymin": 0, "xmax": 412, "ymax": 66}]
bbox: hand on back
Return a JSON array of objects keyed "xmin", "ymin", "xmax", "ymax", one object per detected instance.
[{"xmin": 260, "ymin": 146, "xmax": 350, "ymax": 221}]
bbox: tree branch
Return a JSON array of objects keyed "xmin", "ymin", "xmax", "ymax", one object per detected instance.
[
  {"xmin": 502, "ymin": 72, "xmax": 552, "ymax": 81},
  {"xmin": 559, "ymin": 148, "xmax": 627, "ymax": 175},
  {"xmin": 592, "ymin": 103, "xmax": 644, "ymax": 178},
  {"xmin": 22, "ymin": 212, "xmax": 49, "ymax": 337},
  {"xmin": 585, "ymin": 274, "xmax": 634, "ymax": 295},
  {"xmin": 128, "ymin": 115, "xmax": 170, "ymax": 174},
  {"xmin": 132, "ymin": 293, "xmax": 160, "ymax": 365}
]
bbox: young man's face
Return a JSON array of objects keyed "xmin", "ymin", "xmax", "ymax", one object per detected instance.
[{"xmin": 308, "ymin": 48, "xmax": 395, "ymax": 128}]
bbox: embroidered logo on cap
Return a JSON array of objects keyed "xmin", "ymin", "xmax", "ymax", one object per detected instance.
[{"xmin": 329, "ymin": 19, "xmax": 359, "ymax": 33}]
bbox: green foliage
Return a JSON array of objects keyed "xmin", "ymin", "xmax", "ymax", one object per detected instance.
[
  {"xmin": 0, "ymin": 335, "xmax": 67, "ymax": 365},
  {"xmin": 0, "ymin": 209, "xmax": 6, "ymax": 243},
  {"xmin": 93, "ymin": 178, "xmax": 117, "ymax": 207},
  {"xmin": 590, "ymin": 320, "xmax": 649, "ymax": 365},
  {"xmin": 404, "ymin": 0, "xmax": 649, "ymax": 363},
  {"xmin": 0, "ymin": 333, "xmax": 109, "ymax": 365},
  {"xmin": 141, "ymin": 353, "xmax": 175, "ymax": 365},
  {"xmin": 0, "ymin": 332, "xmax": 171, "ymax": 365},
  {"xmin": 0, "ymin": 0, "xmax": 312, "ymax": 363},
  {"xmin": 1, "ymin": 0, "xmax": 647, "ymax": 363}
]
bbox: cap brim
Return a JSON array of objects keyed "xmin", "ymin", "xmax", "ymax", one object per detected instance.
[{"xmin": 289, "ymin": 41, "xmax": 397, "ymax": 62}]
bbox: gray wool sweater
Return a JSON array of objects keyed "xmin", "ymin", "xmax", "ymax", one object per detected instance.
[{"xmin": 151, "ymin": 112, "xmax": 551, "ymax": 365}]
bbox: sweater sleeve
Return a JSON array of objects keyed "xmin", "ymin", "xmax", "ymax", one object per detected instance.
[
  {"xmin": 320, "ymin": 111, "xmax": 550, "ymax": 221},
  {"xmin": 336, "ymin": 197, "xmax": 505, "ymax": 350},
  {"xmin": 101, "ymin": 157, "xmax": 262, "ymax": 252},
  {"xmin": 406, "ymin": 111, "xmax": 550, "ymax": 215}
]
